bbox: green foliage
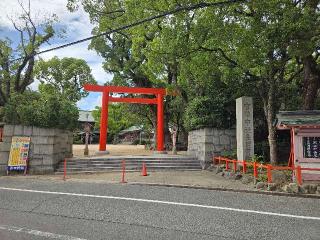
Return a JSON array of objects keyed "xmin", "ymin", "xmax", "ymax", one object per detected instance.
[
  {"xmin": 257, "ymin": 173, "xmax": 268, "ymax": 183},
  {"xmin": 250, "ymin": 154, "xmax": 265, "ymax": 164},
  {"xmin": 35, "ymin": 57, "xmax": 96, "ymax": 102},
  {"xmin": 92, "ymin": 104, "xmax": 148, "ymax": 143},
  {"xmin": 0, "ymin": 6, "xmax": 57, "ymax": 107},
  {"xmin": 184, "ymin": 96, "xmax": 229, "ymax": 130},
  {"xmin": 3, "ymin": 91, "xmax": 78, "ymax": 130}
]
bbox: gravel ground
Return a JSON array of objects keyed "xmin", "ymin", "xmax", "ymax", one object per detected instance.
[{"xmin": 72, "ymin": 144, "xmax": 187, "ymax": 157}]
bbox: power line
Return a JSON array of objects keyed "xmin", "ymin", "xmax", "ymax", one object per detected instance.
[{"xmin": 11, "ymin": 0, "xmax": 245, "ymax": 62}]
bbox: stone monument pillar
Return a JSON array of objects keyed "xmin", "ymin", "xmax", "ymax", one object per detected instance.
[{"xmin": 236, "ymin": 97, "xmax": 254, "ymax": 161}]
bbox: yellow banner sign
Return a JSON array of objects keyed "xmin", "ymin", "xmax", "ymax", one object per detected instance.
[{"xmin": 7, "ymin": 136, "xmax": 31, "ymax": 171}]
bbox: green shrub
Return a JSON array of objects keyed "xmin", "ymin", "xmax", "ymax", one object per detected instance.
[
  {"xmin": 184, "ymin": 96, "xmax": 233, "ymax": 130},
  {"xmin": 3, "ymin": 91, "xmax": 78, "ymax": 130}
]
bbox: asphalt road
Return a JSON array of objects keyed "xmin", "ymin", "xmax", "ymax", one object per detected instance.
[{"xmin": 0, "ymin": 178, "xmax": 319, "ymax": 240}]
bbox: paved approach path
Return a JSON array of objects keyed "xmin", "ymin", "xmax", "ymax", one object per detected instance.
[{"xmin": 0, "ymin": 178, "xmax": 319, "ymax": 240}]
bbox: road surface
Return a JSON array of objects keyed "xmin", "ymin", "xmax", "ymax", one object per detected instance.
[{"xmin": 0, "ymin": 178, "xmax": 319, "ymax": 240}]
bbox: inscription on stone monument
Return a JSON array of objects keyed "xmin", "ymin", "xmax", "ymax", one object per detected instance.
[{"xmin": 236, "ymin": 97, "xmax": 254, "ymax": 160}]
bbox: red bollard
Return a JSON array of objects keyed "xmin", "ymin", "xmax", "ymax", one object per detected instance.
[
  {"xmin": 63, "ymin": 158, "xmax": 67, "ymax": 181},
  {"xmin": 267, "ymin": 164, "xmax": 272, "ymax": 183},
  {"xmin": 121, "ymin": 160, "xmax": 127, "ymax": 183},
  {"xmin": 225, "ymin": 160, "xmax": 229, "ymax": 170},
  {"xmin": 296, "ymin": 165, "xmax": 302, "ymax": 186},
  {"xmin": 253, "ymin": 162, "xmax": 258, "ymax": 179},
  {"xmin": 242, "ymin": 160, "xmax": 247, "ymax": 174}
]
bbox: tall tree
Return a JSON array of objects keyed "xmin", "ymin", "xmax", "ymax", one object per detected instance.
[
  {"xmin": 0, "ymin": 1, "xmax": 56, "ymax": 106},
  {"xmin": 288, "ymin": 0, "xmax": 320, "ymax": 110},
  {"xmin": 69, "ymin": 0, "xmax": 315, "ymax": 163},
  {"xmin": 35, "ymin": 57, "xmax": 96, "ymax": 102}
]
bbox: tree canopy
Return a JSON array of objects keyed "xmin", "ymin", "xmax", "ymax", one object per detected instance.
[
  {"xmin": 0, "ymin": 2, "xmax": 57, "ymax": 106},
  {"xmin": 35, "ymin": 57, "xmax": 97, "ymax": 102}
]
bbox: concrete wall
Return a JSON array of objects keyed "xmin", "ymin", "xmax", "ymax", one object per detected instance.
[
  {"xmin": 188, "ymin": 128, "xmax": 236, "ymax": 169},
  {"xmin": 0, "ymin": 125, "xmax": 73, "ymax": 175}
]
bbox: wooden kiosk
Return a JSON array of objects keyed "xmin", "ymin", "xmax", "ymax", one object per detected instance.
[{"xmin": 276, "ymin": 111, "xmax": 320, "ymax": 181}]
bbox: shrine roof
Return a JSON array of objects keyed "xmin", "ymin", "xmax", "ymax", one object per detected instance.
[
  {"xmin": 276, "ymin": 110, "xmax": 320, "ymax": 128},
  {"xmin": 118, "ymin": 125, "xmax": 143, "ymax": 135}
]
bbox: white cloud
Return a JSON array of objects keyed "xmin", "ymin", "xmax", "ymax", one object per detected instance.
[
  {"xmin": 0, "ymin": 0, "xmax": 92, "ymax": 39},
  {"xmin": 36, "ymin": 41, "xmax": 112, "ymax": 84}
]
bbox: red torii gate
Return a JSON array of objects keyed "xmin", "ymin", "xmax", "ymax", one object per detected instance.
[{"xmin": 84, "ymin": 84, "xmax": 166, "ymax": 152}]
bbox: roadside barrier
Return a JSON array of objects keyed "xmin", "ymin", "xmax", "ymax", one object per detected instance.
[{"xmin": 213, "ymin": 156, "xmax": 320, "ymax": 186}]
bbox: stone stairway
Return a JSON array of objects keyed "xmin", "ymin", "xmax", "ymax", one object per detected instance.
[{"xmin": 55, "ymin": 155, "xmax": 201, "ymax": 174}]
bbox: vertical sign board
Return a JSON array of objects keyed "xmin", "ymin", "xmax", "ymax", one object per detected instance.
[
  {"xmin": 7, "ymin": 136, "xmax": 31, "ymax": 172},
  {"xmin": 303, "ymin": 137, "xmax": 320, "ymax": 158}
]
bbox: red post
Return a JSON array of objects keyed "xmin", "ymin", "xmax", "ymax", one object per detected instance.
[
  {"xmin": 157, "ymin": 94, "xmax": 164, "ymax": 151},
  {"xmin": 225, "ymin": 160, "xmax": 229, "ymax": 170},
  {"xmin": 99, "ymin": 90, "xmax": 109, "ymax": 151},
  {"xmin": 242, "ymin": 160, "xmax": 247, "ymax": 174},
  {"xmin": 218, "ymin": 156, "xmax": 221, "ymax": 165},
  {"xmin": 121, "ymin": 160, "xmax": 126, "ymax": 183},
  {"xmin": 63, "ymin": 158, "xmax": 66, "ymax": 181},
  {"xmin": 267, "ymin": 164, "xmax": 272, "ymax": 183},
  {"xmin": 253, "ymin": 162, "xmax": 258, "ymax": 179},
  {"xmin": 296, "ymin": 165, "xmax": 302, "ymax": 186}
]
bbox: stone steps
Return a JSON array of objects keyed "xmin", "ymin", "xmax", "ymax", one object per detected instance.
[{"xmin": 55, "ymin": 155, "xmax": 201, "ymax": 174}]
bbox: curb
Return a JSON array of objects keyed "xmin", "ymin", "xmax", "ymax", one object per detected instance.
[{"xmin": 126, "ymin": 182, "xmax": 320, "ymax": 199}]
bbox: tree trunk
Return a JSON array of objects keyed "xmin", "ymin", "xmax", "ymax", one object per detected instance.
[
  {"xmin": 164, "ymin": 111, "xmax": 171, "ymax": 150},
  {"xmin": 303, "ymin": 55, "xmax": 320, "ymax": 110},
  {"xmin": 263, "ymin": 78, "xmax": 278, "ymax": 165}
]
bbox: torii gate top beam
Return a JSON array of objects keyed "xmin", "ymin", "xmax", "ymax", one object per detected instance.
[{"xmin": 84, "ymin": 84, "xmax": 166, "ymax": 95}]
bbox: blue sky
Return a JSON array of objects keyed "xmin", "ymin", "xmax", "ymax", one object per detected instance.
[{"xmin": 0, "ymin": 0, "xmax": 113, "ymax": 110}]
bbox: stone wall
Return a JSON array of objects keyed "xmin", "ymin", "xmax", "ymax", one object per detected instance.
[
  {"xmin": 188, "ymin": 128, "xmax": 236, "ymax": 169},
  {"xmin": 0, "ymin": 125, "xmax": 73, "ymax": 175}
]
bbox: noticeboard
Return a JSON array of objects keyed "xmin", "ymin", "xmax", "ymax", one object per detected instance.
[
  {"xmin": 7, "ymin": 136, "xmax": 31, "ymax": 171},
  {"xmin": 303, "ymin": 137, "xmax": 320, "ymax": 159}
]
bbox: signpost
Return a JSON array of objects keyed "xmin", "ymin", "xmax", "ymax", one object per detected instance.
[{"xmin": 7, "ymin": 136, "xmax": 31, "ymax": 175}]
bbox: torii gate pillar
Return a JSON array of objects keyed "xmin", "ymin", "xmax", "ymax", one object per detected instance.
[
  {"xmin": 99, "ymin": 89, "xmax": 109, "ymax": 152},
  {"xmin": 84, "ymin": 84, "xmax": 166, "ymax": 153}
]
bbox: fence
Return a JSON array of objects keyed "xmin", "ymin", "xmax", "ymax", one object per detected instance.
[{"xmin": 213, "ymin": 156, "xmax": 320, "ymax": 186}]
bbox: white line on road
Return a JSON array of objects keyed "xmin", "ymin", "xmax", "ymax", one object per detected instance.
[
  {"xmin": 0, "ymin": 187, "xmax": 319, "ymax": 221},
  {"xmin": 0, "ymin": 224, "xmax": 87, "ymax": 240}
]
